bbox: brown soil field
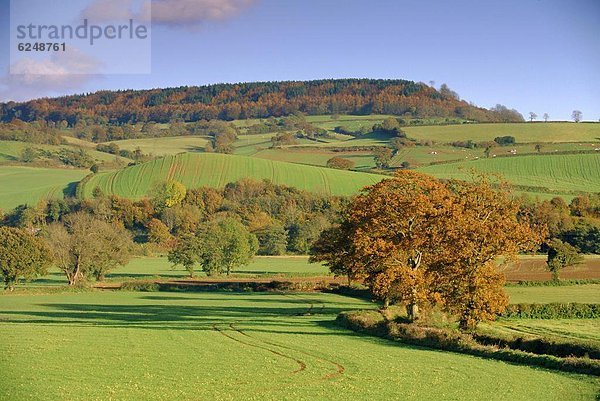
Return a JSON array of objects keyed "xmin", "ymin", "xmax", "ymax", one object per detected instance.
[{"xmin": 500, "ymin": 256, "xmax": 600, "ymax": 281}]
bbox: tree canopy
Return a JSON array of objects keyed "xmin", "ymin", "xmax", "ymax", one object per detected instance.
[
  {"xmin": 0, "ymin": 227, "xmax": 53, "ymax": 290},
  {"xmin": 311, "ymin": 171, "xmax": 545, "ymax": 329}
]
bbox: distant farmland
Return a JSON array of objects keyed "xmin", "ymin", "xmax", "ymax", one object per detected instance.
[
  {"xmin": 79, "ymin": 153, "xmax": 388, "ymax": 198},
  {"xmin": 106, "ymin": 135, "xmax": 210, "ymax": 156},
  {"xmin": 417, "ymin": 153, "xmax": 600, "ymax": 194},
  {"xmin": 404, "ymin": 122, "xmax": 600, "ymax": 143}
]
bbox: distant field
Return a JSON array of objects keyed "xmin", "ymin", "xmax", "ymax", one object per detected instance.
[
  {"xmin": 501, "ymin": 255, "xmax": 600, "ymax": 282},
  {"xmin": 417, "ymin": 153, "xmax": 600, "ymax": 193},
  {"xmin": 0, "ymin": 140, "xmax": 120, "ymax": 164},
  {"xmin": 1, "ymin": 291, "xmax": 596, "ymax": 401},
  {"xmin": 233, "ymin": 134, "xmax": 273, "ymax": 156},
  {"xmin": 106, "ymin": 136, "xmax": 210, "ymax": 156},
  {"xmin": 480, "ymin": 319, "xmax": 600, "ymax": 342},
  {"xmin": 0, "ymin": 166, "xmax": 88, "ymax": 210},
  {"xmin": 24, "ymin": 255, "xmax": 599, "ymax": 288},
  {"xmin": 79, "ymin": 153, "xmax": 388, "ymax": 199},
  {"xmin": 404, "ymin": 122, "xmax": 600, "ymax": 143},
  {"xmin": 505, "ymin": 285, "xmax": 600, "ymax": 304},
  {"xmin": 24, "ymin": 256, "xmax": 330, "ymax": 287}
]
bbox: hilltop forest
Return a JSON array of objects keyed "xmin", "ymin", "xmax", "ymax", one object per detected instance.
[{"xmin": 0, "ymin": 79, "xmax": 524, "ymax": 125}]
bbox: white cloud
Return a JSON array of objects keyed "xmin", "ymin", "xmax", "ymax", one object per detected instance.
[
  {"xmin": 1, "ymin": 48, "xmax": 103, "ymax": 102},
  {"xmin": 146, "ymin": 0, "xmax": 255, "ymax": 27},
  {"xmin": 81, "ymin": 0, "xmax": 256, "ymax": 27}
]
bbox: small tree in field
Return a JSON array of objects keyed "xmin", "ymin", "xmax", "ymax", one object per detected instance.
[
  {"xmin": 168, "ymin": 233, "xmax": 203, "ymax": 277},
  {"xmin": 46, "ymin": 213, "xmax": 133, "ymax": 284},
  {"xmin": 326, "ymin": 157, "xmax": 355, "ymax": 170},
  {"xmin": 572, "ymin": 110, "xmax": 582, "ymax": 123},
  {"xmin": 543, "ymin": 113, "xmax": 549, "ymax": 122},
  {"xmin": 169, "ymin": 217, "xmax": 258, "ymax": 276},
  {"xmin": 0, "ymin": 227, "xmax": 53, "ymax": 290},
  {"xmin": 546, "ymin": 238, "xmax": 583, "ymax": 281},
  {"xmin": 373, "ymin": 147, "xmax": 393, "ymax": 169},
  {"xmin": 529, "ymin": 112, "xmax": 537, "ymax": 122}
]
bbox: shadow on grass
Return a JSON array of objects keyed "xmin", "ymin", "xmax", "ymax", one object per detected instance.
[{"xmin": 0, "ymin": 293, "xmax": 370, "ymax": 334}]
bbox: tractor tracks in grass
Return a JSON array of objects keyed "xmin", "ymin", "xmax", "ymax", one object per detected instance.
[
  {"xmin": 212, "ymin": 294, "xmax": 345, "ymax": 383},
  {"xmin": 211, "ymin": 323, "xmax": 307, "ymax": 374}
]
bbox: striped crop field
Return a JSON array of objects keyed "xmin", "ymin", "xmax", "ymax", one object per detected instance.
[
  {"xmin": 417, "ymin": 153, "xmax": 600, "ymax": 194},
  {"xmin": 79, "ymin": 153, "xmax": 388, "ymax": 199}
]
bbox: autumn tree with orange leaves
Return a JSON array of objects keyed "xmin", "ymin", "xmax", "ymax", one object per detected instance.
[{"xmin": 311, "ymin": 171, "xmax": 545, "ymax": 329}]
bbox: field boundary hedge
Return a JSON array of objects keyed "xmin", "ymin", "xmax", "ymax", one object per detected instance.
[
  {"xmin": 337, "ymin": 310, "xmax": 600, "ymax": 376},
  {"xmin": 501, "ymin": 303, "xmax": 600, "ymax": 319},
  {"xmin": 505, "ymin": 279, "xmax": 600, "ymax": 287}
]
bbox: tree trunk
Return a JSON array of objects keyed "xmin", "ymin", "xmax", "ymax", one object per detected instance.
[
  {"xmin": 382, "ymin": 297, "xmax": 390, "ymax": 309},
  {"xmin": 407, "ymin": 302, "xmax": 419, "ymax": 321},
  {"xmin": 69, "ymin": 256, "xmax": 82, "ymax": 286}
]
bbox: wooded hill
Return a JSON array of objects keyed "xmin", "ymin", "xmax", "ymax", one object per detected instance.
[{"xmin": 0, "ymin": 79, "xmax": 523, "ymax": 125}]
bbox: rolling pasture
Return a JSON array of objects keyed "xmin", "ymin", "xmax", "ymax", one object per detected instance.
[
  {"xmin": 403, "ymin": 122, "xmax": 600, "ymax": 143},
  {"xmin": 417, "ymin": 153, "xmax": 600, "ymax": 194},
  {"xmin": 106, "ymin": 136, "xmax": 210, "ymax": 156},
  {"xmin": 0, "ymin": 166, "xmax": 88, "ymax": 210},
  {"xmin": 505, "ymin": 285, "xmax": 600, "ymax": 304},
  {"xmin": 79, "ymin": 153, "xmax": 388, "ymax": 199},
  {"xmin": 0, "ymin": 140, "xmax": 120, "ymax": 164},
  {"xmin": 1, "ymin": 291, "xmax": 597, "ymax": 401},
  {"xmin": 481, "ymin": 319, "xmax": 600, "ymax": 342}
]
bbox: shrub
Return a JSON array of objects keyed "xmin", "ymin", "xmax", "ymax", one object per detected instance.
[
  {"xmin": 473, "ymin": 332, "xmax": 600, "ymax": 359},
  {"xmin": 338, "ymin": 310, "xmax": 600, "ymax": 376},
  {"xmin": 120, "ymin": 281, "xmax": 160, "ymax": 292},
  {"xmin": 326, "ymin": 157, "xmax": 355, "ymax": 170},
  {"xmin": 501, "ymin": 303, "xmax": 600, "ymax": 319},
  {"xmin": 494, "ymin": 135, "xmax": 516, "ymax": 146}
]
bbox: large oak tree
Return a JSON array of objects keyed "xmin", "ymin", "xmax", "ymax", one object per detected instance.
[{"xmin": 311, "ymin": 171, "xmax": 545, "ymax": 329}]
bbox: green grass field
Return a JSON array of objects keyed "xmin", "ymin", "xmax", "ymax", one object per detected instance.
[
  {"xmin": 0, "ymin": 290, "xmax": 597, "ymax": 401},
  {"xmin": 79, "ymin": 153, "xmax": 388, "ymax": 199},
  {"xmin": 480, "ymin": 319, "xmax": 600, "ymax": 342},
  {"xmin": 23, "ymin": 256, "xmax": 330, "ymax": 287},
  {"xmin": 106, "ymin": 136, "xmax": 210, "ymax": 156},
  {"xmin": 404, "ymin": 122, "xmax": 600, "ymax": 143},
  {"xmin": 504, "ymin": 285, "xmax": 600, "ymax": 304},
  {"xmin": 0, "ymin": 140, "xmax": 122, "ymax": 164},
  {"xmin": 417, "ymin": 153, "xmax": 600, "ymax": 194},
  {"xmin": 0, "ymin": 166, "xmax": 89, "ymax": 210}
]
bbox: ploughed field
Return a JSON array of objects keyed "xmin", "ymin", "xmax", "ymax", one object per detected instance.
[{"xmin": 0, "ymin": 291, "xmax": 598, "ymax": 401}]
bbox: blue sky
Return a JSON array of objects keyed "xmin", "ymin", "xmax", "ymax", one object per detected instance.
[{"xmin": 1, "ymin": 0, "xmax": 599, "ymax": 121}]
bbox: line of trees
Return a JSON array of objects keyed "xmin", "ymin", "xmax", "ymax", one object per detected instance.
[
  {"xmin": 0, "ymin": 79, "xmax": 524, "ymax": 125},
  {"xmin": 0, "ymin": 175, "xmax": 598, "ymax": 293}
]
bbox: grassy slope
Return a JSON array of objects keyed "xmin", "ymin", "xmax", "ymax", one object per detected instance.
[
  {"xmin": 105, "ymin": 136, "xmax": 210, "ymax": 156},
  {"xmin": 0, "ymin": 291, "xmax": 596, "ymax": 401},
  {"xmin": 80, "ymin": 153, "xmax": 387, "ymax": 198},
  {"xmin": 416, "ymin": 153, "xmax": 600, "ymax": 193},
  {"xmin": 404, "ymin": 122, "xmax": 600, "ymax": 143},
  {"xmin": 0, "ymin": 166, "xmax": 89, "ymax": 210},
  {"xmin": 481, "ymin": 319, "xmax": 600, "ymax": 342},
  {"xmin": 0, "ymin": 140, "xmax": 121, "ymax": 164}
]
